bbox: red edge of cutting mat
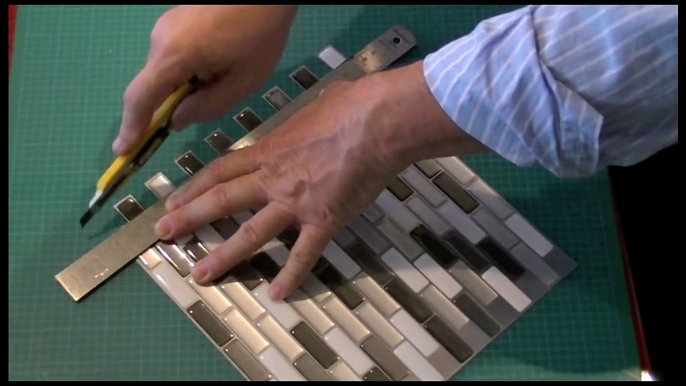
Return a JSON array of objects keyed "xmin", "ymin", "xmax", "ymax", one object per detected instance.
[{"xmin": 6, "ymin": 3, "xmax": 651, "ymax": 379}]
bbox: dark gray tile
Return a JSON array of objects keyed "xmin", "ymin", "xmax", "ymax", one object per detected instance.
[
  {"xmin": 452, "ymin": 293, "xmax": 501, "ymax": 338},
  {"xmin": 234, "ymin": 108, "xmax": 263, "ymax": 132},
  {"xmin": 154, "ymin": 241, "xmax": 193, "ymax": 277},
  {"xmin": 387, "ymin": 176, "xmax": 413, "ymax": 202},
  {"xmin": 294, "ymin": 353, "xmax": 332, "ymax": 381},
  {"xmin": 414, "ymin": 159, "xmax": 442, "ymax": 178},
  {"xmin": 316, "ymin": 265, "xmax": 364, "ymax": 310},
  {"xmin": 223, "ymin": 340, "xmax": 271, "ymax": 381},
  {"xmin": 115, "ymin": 196, "xmax": 144, "ymax": 221},
  {"xmin": 187, "ymin": 301, "xmax": 234, "ymax": 346},
  {"xmin": 204, "ymin": 129, "xmax": 232, "ymax": 155},
  {"xmin": 360, "ymin": 335, "xmax": 409, "ymax": 381},
  {"xmin": 424, "ymin": 315, "xmax": 473, "ymax": 363},
  {"xmin": 543, "ymin": 247, "xmax": 577, "ymax": 278},
  {"xmin": 383, "ymin": 277, "xmax": 432, "ymax": 324},
  {"xmin": 291, "ymin": 321, "xmax": 338, "ymax": 369},
  {"xmin": 290, "ymin": 66, "xmax": 319, "ymax": 90},
  {"xmin": 485, "ymin": 297, "xmax": 519, "ymax": 328},
  {"xmin": 176, "ymin": 151, "xmax": 205, "ymax": 176},
  {"xmin": 263, "ymin": 86, "xmax": 292, "ymax": 111},
  {"xmin": 433, "ymin": 172, "xmax": 479, "ymax": 214},
  {"xmin": 363, "ymin": 367, "xmax": 391, "ymax": 381},
  {"xmin": 345, "ymin": 241, "xmax": 394, "ymax": 285}
]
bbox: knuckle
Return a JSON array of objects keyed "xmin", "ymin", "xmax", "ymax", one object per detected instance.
[{"xmin": 237, "ymin": 221, "xmax": 261, "ymax": 246}]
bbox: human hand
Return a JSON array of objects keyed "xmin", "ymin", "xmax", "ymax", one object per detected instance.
[
  {"xmin": 113, "ymin": 5, "xmax": 299, "ymax": 155},
  {"xmin": 154, "ymin": 62, "xmax": 484, "ymax": 300}
]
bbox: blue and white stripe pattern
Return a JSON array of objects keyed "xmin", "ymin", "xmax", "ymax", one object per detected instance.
[{"xmin": 423, "ymin": 5, "xmax": 678, "ymax": 177}]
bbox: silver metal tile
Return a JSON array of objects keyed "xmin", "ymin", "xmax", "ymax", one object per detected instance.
[
  {"xmin": 467, "ymin": 179, "xmax": 513, "ymax": 219},
  {"xmin": 352, "ymin": 273, "xmax": 400, "ymax": 317},
  {"xmin": 435, "ymin": 157, "xmax": 474, "ymax": 184},
  {"xmin": 375, "ymin": 217, "xmax": 423, "ymax": 261},
  {"xmin": 406, "ymin": 196, "xmax": 452, "ymax": 236},
  {"xmin": 322, "ymin": 296, "xmax": 370, "ymax": 342},
  {"xmin": 401, "ymin": 167, "xmax": 446, "ymax": 207},
  {"xmin": 510, "ymin": 243, "xmax": 559, "ymax": 286},
  {"xmin": 438, "ymin": 202, "xmax": 486, "ymax": 244},
  {"xmin": 448, "ymin": 260, "xmax": 498, "ymax": 305},
  {"xmin": 375, "ymin": 190, "xmax": 421, "ymax": 232},
  {"xmin": 347, "ymin": 216, "xmax": 390, "ymax": 255},
  {"xmin": 287, "ymin": 289, "xmax": 334, "ymax": 335},
  {"xmin": 355, "ymin": 302, "xmax": 404, "ymax": 348},
  {"xmin": 472, "ymin": 208, "xmax": 518, "ymax": 249}
]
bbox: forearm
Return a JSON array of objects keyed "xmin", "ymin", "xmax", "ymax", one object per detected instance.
[
  {"xmin": 359, "ymin": 61, "xmax": 490, "ymax": 172},
  {"xmin": 420, "ymin": 5, "xmax": 678, "ymax": 176}
]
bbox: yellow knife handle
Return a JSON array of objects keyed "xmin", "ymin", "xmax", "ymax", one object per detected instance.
[{"xmin": 95, "ymin": 81, "xmax": 195, "ymax": 193}]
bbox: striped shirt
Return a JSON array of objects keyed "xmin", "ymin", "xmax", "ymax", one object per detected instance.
[{"xmin": 423, "ymin": 5, "xmax": 678, "ymax": 177}]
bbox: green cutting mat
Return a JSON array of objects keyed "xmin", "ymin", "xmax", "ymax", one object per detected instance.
[{"xmin": 8, "ymin": 5, "xmax": 640, "ymax": 381}]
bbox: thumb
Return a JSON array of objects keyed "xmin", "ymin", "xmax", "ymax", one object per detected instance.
[{"xmin": 114, "ymin": 60, "xmax": 192, "ymax": 155}]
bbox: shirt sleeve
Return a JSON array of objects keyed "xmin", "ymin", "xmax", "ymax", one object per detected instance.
[{"xmin": 423, "ymin": 5, "xmax": 678, "ymax": 177}]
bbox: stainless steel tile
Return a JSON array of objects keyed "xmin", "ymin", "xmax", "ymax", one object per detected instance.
[
  {"xmin": 322, "ymin": 240, "xmax": 361, "ymax": 280},
  {"xmin": 187, "ymin": 301, "xmax": 234, "ymax": 347},
  {"xmin": 375, "ymin": 190, "xmax": 421, "ymax": 232},
  {"xmin": 406, "ymin": 196, "xmax": 452, "ymax": 236},
  {"xmin": 154, "ymin": 241, "xmax": 193, "ymax": 277},
  {"xmin": 316, "ymin": 265, "xmax": 365, "ymax": 310},
  {"xmin": 363, "ymin": 367, "xmax": 391, "ymax": 381},
  {"xmin": 452, "ymin": 293, "xmax": 501, "ymax": 338},
  {"xmin": 472, "ymin": 209, "xmax": 518, "ymax": 249},
  {"xmin": 256, "ymin": 314, "xmax": 304, "ymax": 361},
  {"xmin": 419, "ymin": 285, "xmax": 469, "ymax": 331},
  {"xmin": 323, "ymin": 327, "xmax": 374, "ymax": 376},
  {"xmin": 414, "ymin": 159, "xmax": 442, "ymax": 178},
  {"xmin": 389, "ymin": 309, "xmax": 440, "ymax": 357},
  {"xmin": 287, "ymin": 289, "xmax": 334, "ymax": 335},
  {"xmin": 360, "ymin": 335, "xmax": 409, "ymax": 381},
  {"xmin": 467, "ymin": 179, "xmax": 513, "ymax": 219},
  {"xmin": 355, "ymin": 302, "xmax": 404, "ymax": 348},
  {"xmin": 223, "ymin": 309, "xmax": 269, "ymax": 354},
  {"xmin": 435, "ymin": 157, "xmax": 474, "ymax": 184},
  {"xmin": 438, "ymin": 202, "xmax": 486, "ymax": 244},
  {"xmin": 424, "ymin": 315, "xmax": 473, "ymax": 363},
  {"xmin": 219, "ymin": 281, "xmax": 265, "ymax": 321},
  {"xmin": 428, "ymin": 346, "xmax": 461, "ymax": 379},
  {"xmin": 294, "ymin": 353, "xmax": 332, "ymax": 381},
  {"xmin": 318, "ymin": 44, "xmax": 347, "ymax": 69},
  {"xmin": 322, "ymin": 296, "xmax": 369, "ymax": 342},
  {"xmin": 361, "ymin": 204, "xmax": 384, "ymax": 223},
  {"xmin": 347, "ymin": 216, "xmax": 390, "ymax": 255},
  {"xmin": 333, "ymin": 227, "xmax": 357, "ymax": 249},
  {"xmin": 380, "ymin": 248, "xmax": 429, "ymax": 293},
  {"xmin": 291, "ymin": 321, "xmax": 338, "ymax": 369},
  {"xmin": 485, "ymin": 296, "xmax": 519, "ymax": 327},
  {"xmin": 175, "ymin": 151, "xmax": 205, "ymax": 176},
  {"xmin": 448, "ymin": 260, "xmax": 498, "ymax": 305},
  {"xmin": 223, "ymin": 340, "xmax": 271, "ymax": 381},
  {"xmin": 393, "ymin": 341, "xmax": 442, "ymax": 381},
  {"xmin": 542, "ymin": 247, "xmax": 577, "ymax": 278},
  {"xmin": 482, "ymin": 266, "xmax": 531, "ymax": 312},
  {"xmin": 352, "ymin": 273, "xmax": 400, "ymax": 317},
  {"xmin": 300, "ymin": 274, "xmax": 333, "ymax": 304},
  {"xmin": 384, "ymin": 277, "xmax": 433, "ymax": 323},
  {"xmin": 504, "ymin": 213, "xmax": 554, "ymax": 256},
  {"xmin": 345, "ymin": 241, "xmax": 395, "ymax": 285},
  {"xmin": 204, "ymin": 128, "xmax": 232, "ymax": 154},
  {"xmin": 455, "ymin": 321, "xmax": 491, "ymax": 353},
  {"xmin": 376, "ymin": 217, "xmax": 423, "ymax": 261},
  {"xmin": 401, "ymin": 167, "xmax": 446, "ymax": 207},
  {"xmin": 262, "ymin": 86, "xmax": 291, "ymax": 111},
  {"xmin": 510, "ymin": 243, "xmax": 559, "ymax": 286},
  {"xmin": 414, "ymin": 254, "xmax": 463, "ymax": 299}
]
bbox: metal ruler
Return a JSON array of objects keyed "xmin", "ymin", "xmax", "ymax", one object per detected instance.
[{"xmin": 56, "ymin": 25, "xmax": 418, "ymax": 302}]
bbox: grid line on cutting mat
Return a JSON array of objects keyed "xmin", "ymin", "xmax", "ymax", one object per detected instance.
[{"xmin": 8, "ymin": 5, "xmax": 639, "ymax": 381}]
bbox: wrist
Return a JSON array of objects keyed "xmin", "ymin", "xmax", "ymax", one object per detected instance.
[{"xmin": 362, "ymin": 61, "xmax": 487, "ymax": 172}]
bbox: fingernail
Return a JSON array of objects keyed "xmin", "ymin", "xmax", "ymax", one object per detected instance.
[
  {"xmin": 192, "ymin": 263, "xmax": 210, "ymax": 284},
  {"xmin": 268, "ymin": 282, "xmax": 285, "ymax": 301},
  {"xmin": 112, "ymin": 137, "xmax": 124, "ymax": 154},
  {"xmin": 155, "ymin": 218, "xmax": 172, "ymax": 239}
]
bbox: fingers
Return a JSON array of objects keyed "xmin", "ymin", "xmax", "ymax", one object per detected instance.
[
  {"xmin": 269, "ymin": 224, "xmax": 333, "ymax": 301},
  {"xmin": 115, "ymin": 60, "xmax": 192, "ymax": 155},
  {"xmin": 191, "ymin": 203, "xmax": 294, "ymax": 285},
  {"xmin": 169, "ymin": 73, "xmax": 247, "ymax": 131},
  {"xmin": 155, "ymin": 173, "xmax": 268, "ymax": 239},
  {"xmin": 166, "ymin": 146, "xmax": 259, "ymax": 211}
]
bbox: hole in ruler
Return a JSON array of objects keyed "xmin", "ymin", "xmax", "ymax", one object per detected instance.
[{"xmin": 392, "ymin": 37, "xmax": 401, "ymax": 45}]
